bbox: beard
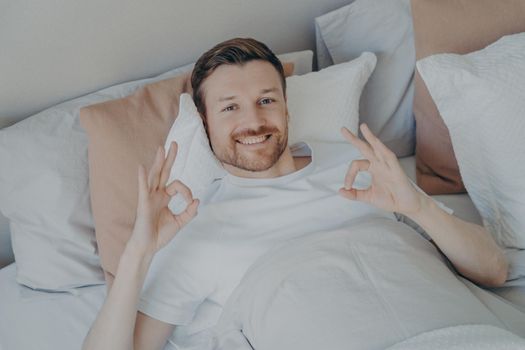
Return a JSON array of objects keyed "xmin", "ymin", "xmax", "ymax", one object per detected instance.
[{"xmin": 214, "ymin": 124, "xmax": 288, "ymax": 172}]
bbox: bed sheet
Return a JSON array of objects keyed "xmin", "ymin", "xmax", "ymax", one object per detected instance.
[
  {"xmin": 1, "ymin": 264, "xmax": 523, "ymax": 349},
  {"xmin": 0, "ymin": 263, "xmax": 105, "ymax": 350}
]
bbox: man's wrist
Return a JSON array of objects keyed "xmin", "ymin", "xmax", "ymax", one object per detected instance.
[{"xmin": 401, "ymin": 192, "xmax": 435, "ymax": 223}]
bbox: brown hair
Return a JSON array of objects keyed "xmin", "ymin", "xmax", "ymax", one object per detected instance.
[{"xmin": 191, "ymin": 37, "xmax": 286, "ymax": 117}]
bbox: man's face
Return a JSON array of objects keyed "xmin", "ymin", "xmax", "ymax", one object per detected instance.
[{"xmin": 201, "ymin": 60, "xmax": 288, "ymax": 174}]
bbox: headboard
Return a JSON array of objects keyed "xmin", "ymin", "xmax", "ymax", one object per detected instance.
[{"xmin": 0, "ymin": 0, "xmax": 354, "ymax": 266}]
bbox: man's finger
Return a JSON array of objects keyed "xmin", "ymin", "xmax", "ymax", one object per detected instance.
[
  {"xmin": 344, "ymin": 159, "xmax": 370, "ymax": 190},
  {"xmin": 173, "ymin": 199, "xmax": 200, "ymax": 228},
  {"xmin": 166, "ymin": 179, "xmax": 194, "ymax": 203},
  {"xmin": 338, "ymin": 187, "xmax": 372, "ymax": 203},
  {"xmin": 359, "ymin": 123, "xmax": 398, "ymax": 164},
  {"xmin": 148, "ymin": 146, "xmax": 164, "ymax": 189},
  {"xmin": 159, "ymin": 142, "xmax": 178, "ymax": 189},
  {"xmin": 340, "ymin": 127, "xmax": 376, "ymax": 161}
]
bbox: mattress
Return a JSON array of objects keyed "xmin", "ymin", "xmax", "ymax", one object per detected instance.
[{"xmin": 0, "ymin": 157, "xmax": 523, "ymax": 349}]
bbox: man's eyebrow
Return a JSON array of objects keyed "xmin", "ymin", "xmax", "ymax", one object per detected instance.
[
  {"xmin": 217, "ymin": 87, "xmax": 279, "ymax": 102},
  {"xmin": 218, "ymin": 95, "xmax": 236, "ymax": 102},
  {"xmin": 260, "ymin": 87, "xmax": 279, "ymax": 94}
]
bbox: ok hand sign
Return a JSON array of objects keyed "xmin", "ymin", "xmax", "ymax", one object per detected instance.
[
  {"xmin": 129, "ymin": 142, "xmax": 199, "ymax": 257},
  {"xmin": 339, "ymin": 124, "xmax": 422, "ymax": 216}
]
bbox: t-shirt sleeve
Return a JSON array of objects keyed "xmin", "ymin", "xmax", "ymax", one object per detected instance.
[{"xmin": 137, "ymin": 231, "xmax": 212, "ymax": 326}]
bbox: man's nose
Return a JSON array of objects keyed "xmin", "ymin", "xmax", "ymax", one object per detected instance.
[{"xmin": 243, "ymin": 105, "xmax": 266, "ymax": 128}]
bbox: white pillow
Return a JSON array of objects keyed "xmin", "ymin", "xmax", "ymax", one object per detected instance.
[
  {"xmin": 165, "ymin": 94, "xmax": 226, "ymax": 214},
  {"xmin": 0, "ymin": 50, "xmax": 314, "ymax": 291},
  {"xmin": 417, "ymin": 32, "xmax": 525, "ymax": 249},
  {"xmin": 315, "ymin": 0, "xmax": 415, "ymax": 157},
  {"xmin": 0, "ymin": 106, "xmax": 103, "ymax": 291},
  {"xmin": 287, "ymin": 52, "xmax": 376, "ymax": 144}
]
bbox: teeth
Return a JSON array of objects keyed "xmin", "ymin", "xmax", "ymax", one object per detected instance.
[{"xmin": 238, "ymin": 135, "xmax": 268, "ymax": 145}]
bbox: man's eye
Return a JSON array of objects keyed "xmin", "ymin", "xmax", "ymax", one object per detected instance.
[
  {"xmin": 260, "ymin": 98, "xmax": 274, "ymax": 105},
  {"xmin": 222, "ymin": 105, "xmax": 236, "ymax": 112}
]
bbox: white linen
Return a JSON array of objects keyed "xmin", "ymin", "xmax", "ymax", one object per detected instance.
[
  {"xmin": 315, "ymin": 0, "xmax": 416, "ymax": 157},
  {"xmin": 0, "ymin": 263, "xmax": 105, "ymax": 350},
  {"xmin": 417, "ymin": 32, "xmax": 525, "ymax": 250},
  {"xmin": 287, "ymin": 51, "xmax": 376, "ymax": 143},
  {"xmin": 211, "ymin": 218, "xmax": 508, "ymax": 349},
  {"xmin": 164, "ymin": 93, "xmax": 225, "ymax": 214},
  {"xmin": 386, "ymin": 324, "xmax": 525, "ymax": 350}
]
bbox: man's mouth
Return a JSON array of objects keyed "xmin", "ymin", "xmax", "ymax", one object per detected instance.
[{"xmin": 236, "ymin": 134, "xmax": 272, "ymax": 145}]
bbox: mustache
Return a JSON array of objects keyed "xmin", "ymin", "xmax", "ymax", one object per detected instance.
[{"xmin": 232, "ymin": 126, "xmax": 280, "ymax": 139}]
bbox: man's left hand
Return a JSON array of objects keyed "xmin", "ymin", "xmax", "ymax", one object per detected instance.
[{"xmin": 339, "ymin": 123, "xmax": 422, "ymax": 216}]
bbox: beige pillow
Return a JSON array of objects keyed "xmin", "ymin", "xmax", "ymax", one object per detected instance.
[
  {"xmin": 81, "ymin": 63, "xmax": 294, "ymax": 284},
  {"xmin": 411, "ymin": 0, "xmax": 525, "ymax": 194},
  {"xmin": 80, "ymin": 74, "xmax": 192, "ymax": 283}
]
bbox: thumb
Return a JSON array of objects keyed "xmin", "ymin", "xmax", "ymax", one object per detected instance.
[{"xmin": 339, "ymin": 187, "xmax": 357, "ymax": 200}]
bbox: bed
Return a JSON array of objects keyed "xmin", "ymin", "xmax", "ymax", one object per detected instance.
[
  {"xmin": 1, "ymin": 157, "xmax": 524, "ymax": 349},
  {"xmin": 1, "ymin": 0, "xmax": 525, "ymax": 349}
]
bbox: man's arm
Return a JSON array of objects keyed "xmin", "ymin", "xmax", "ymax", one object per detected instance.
[
  {"xmin": 82, "ymin": 242, "xmax": 175, "ymax": 350},
  {"xmin": 406, "ymin": 194, "xmax": 508, "ymax": 287},
  {"xmin": 83, "ymin": 143, "xmax": 199, "ymax": 350},
  {"xmin": 339, "ymin": 124, "xmax": 508, "ymax": 288}
]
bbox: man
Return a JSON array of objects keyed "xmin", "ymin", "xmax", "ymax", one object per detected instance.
[{"xmin": 82, "ymin": 38, "xmax": 508, "ymax": 350}]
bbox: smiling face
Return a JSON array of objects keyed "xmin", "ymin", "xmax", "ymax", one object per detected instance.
[{"xmin": 201, "ymin": 60, "xmax": 291, "ymax": 177}]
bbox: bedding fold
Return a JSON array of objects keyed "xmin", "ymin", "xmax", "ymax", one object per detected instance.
[
  {"xmin": 386, "ymin": 324, "xmax": 525, "ymax": 350},
  {"xmin": 209, "ymin": 218, "xmax": 512, "ymax": 349}
]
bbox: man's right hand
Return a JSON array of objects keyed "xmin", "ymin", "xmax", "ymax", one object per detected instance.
[{"xmin": 129, "ymin": 141, "xmax": 199, "ymax": 257}]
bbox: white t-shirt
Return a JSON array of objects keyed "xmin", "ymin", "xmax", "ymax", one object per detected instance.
[{"xmin": 138, "ymin": 141, "xmax": 449, "ymax": 346}]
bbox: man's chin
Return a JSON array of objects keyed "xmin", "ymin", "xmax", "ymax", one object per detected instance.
[{"xmin": 228, "ymin": 156, "xmax": 276, "ymax": 173}]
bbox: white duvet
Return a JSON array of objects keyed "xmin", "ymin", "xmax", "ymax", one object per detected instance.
[
  {"xmin": 205, "ymin": 218, "xmax": 521, "ymax": 349},
  {"xmin": 386, "ymin": 324, "xmax": 525, "ymax": 350}
]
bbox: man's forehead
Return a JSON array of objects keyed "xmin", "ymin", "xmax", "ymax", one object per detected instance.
[{"xmin": 203, "ymin": 61, "xmax": 283, "ymax": 100}]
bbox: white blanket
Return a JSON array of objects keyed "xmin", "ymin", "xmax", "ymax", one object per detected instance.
[
  {"xmin": 386, "ymin": 324, "xmax": 525, "ymax": 350},
  {"xmin": 209, "ymin": 218, "xmax": 517, "ymax": 349}
]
